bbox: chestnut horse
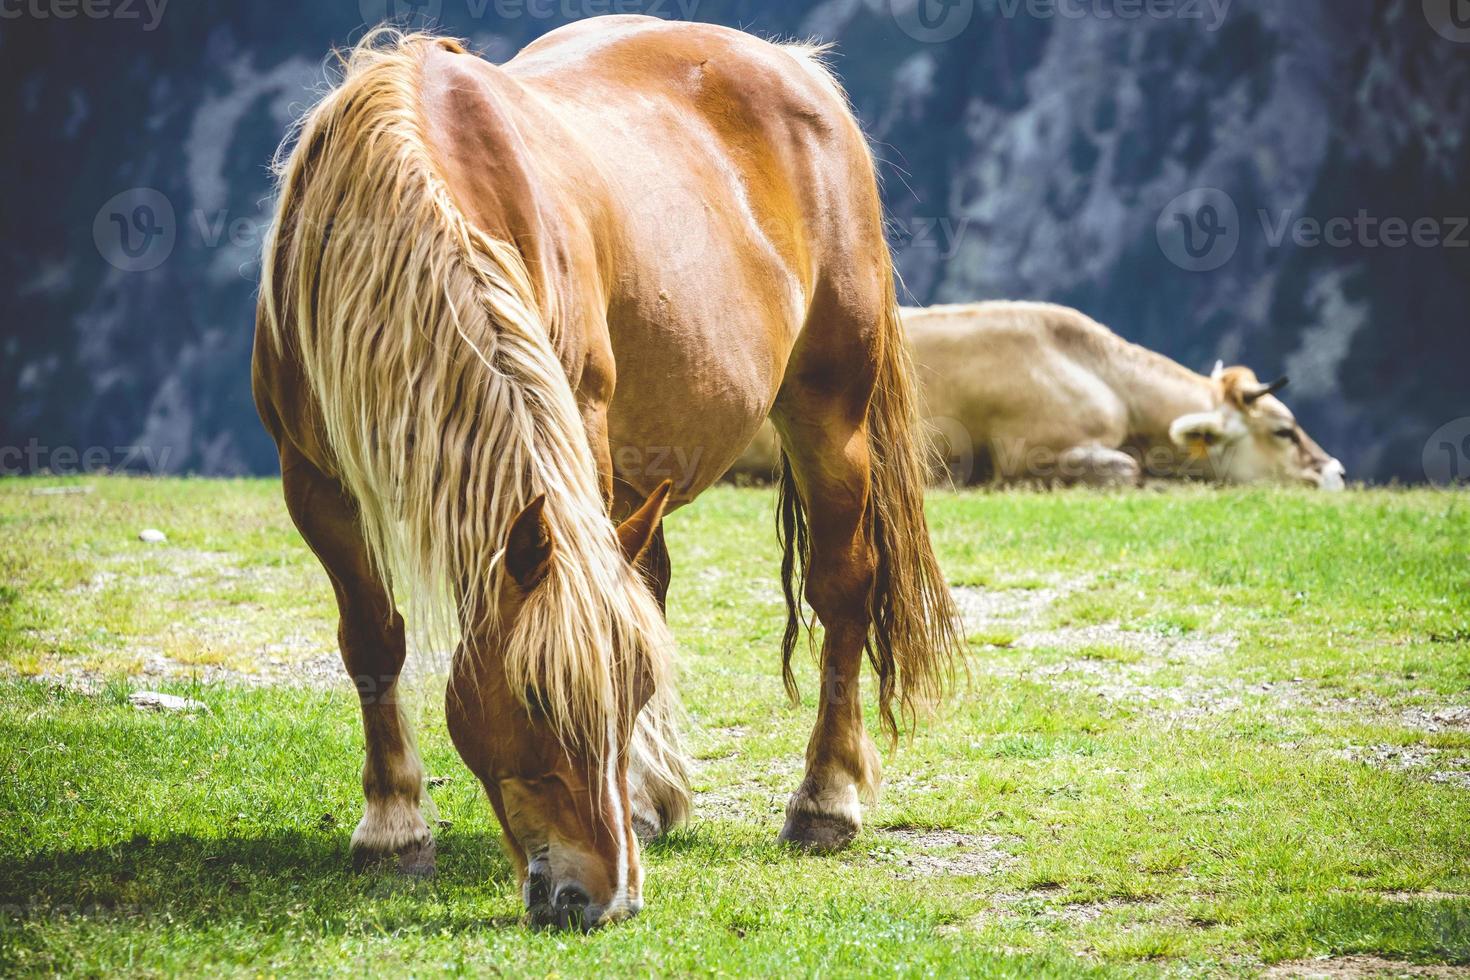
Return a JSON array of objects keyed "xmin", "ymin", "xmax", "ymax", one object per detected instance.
[{"xmin": 253, "ymin": 18, "xmax": 959, "ymax": 930}]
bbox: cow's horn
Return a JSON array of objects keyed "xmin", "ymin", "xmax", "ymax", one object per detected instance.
[{"xmin": 1244, "ymin": 376, "xmax": 1290, "ymax": 404}]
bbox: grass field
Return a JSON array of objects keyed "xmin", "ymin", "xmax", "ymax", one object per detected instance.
[{"xmin": 2, "ymin": 477, "xmax": 1468, "ymax": 977}]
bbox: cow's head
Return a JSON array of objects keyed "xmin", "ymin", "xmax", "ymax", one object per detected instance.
[{"xmin": 1169, "ymin": 365, "xmax": 1346, "ymax": 490}]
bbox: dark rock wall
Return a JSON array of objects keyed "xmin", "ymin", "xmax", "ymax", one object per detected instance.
[{"xmin": 2, "ymin": 0, "xmax": 1465, "ymax": 480}]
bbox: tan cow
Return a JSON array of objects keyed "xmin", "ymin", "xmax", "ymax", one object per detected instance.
[{"xmin": 730, "ymin": 301, "xmax": 1346, "ymax": 489}]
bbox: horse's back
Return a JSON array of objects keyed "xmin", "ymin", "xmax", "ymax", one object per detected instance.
[{"xmin": 500, "ymin": 18, "xmax": 887, "ymax": 499}]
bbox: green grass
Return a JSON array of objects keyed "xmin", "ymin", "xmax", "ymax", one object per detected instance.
[{"xmin": 2, "ymin": 477, "xmax": 1469, "ymax": 976}]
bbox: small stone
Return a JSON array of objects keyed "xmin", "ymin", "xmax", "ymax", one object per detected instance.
[
  {"xmin": 129, "ymin": 691, "xmax": 210, "ymax": 714},
  {"xmin": 138, "ymin": 529, "xmax": 167, "ymax": 543}
]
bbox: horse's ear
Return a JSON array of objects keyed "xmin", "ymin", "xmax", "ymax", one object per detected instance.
[
  {"xmin": 616, "ymin": 480, "xmax": 673, "ymax": 566},
  {"xmin": 505, "ymin": 494, "xmax": 554, "ymax": 592}
]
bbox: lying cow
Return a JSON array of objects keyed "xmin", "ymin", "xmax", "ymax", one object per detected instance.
[{"xmin": 729, "ymin": 301, "xmax": 1345, "ymax": 489}]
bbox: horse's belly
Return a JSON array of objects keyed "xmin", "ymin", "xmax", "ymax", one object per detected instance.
[{"xmin": 605, "ymin": 308, "xmax": 783, "ymax": 504}]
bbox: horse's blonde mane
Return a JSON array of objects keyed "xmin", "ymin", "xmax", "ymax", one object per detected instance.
[
  {"xmin": 782, "ymin": 40, "xmax": 849, "ymax": 108},
  {"xmin": 258, "ymin": 29, "xmax": 678, "ymax": 774}
]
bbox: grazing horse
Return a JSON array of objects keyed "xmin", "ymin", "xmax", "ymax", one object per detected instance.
[{"xmin": 253, "ymin": 19, "xmax": 959, "ymax": 930}]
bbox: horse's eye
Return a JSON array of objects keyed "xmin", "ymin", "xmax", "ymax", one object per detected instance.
[
  {"xmin": 523, "ymin": 686, "xmax": 551, "ymax": 719},
  {"xmin": 1274, "ymin": 428, "xmax": 1297, "ymax": 442}
]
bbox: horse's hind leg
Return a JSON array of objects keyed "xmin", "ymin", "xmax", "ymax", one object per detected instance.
[
  {"xmin": 279, "ymin": 446, "xmax": 434, "ymax": 875},
  {"xmin": 770, "ymin": 346, "xmax": 884, "ymax": 852}
]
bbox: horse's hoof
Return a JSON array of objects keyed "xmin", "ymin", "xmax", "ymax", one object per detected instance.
[
  {"xmin": 778, "ymin": 809, "xmax": 858, "ymax": 854},
  {"xmin": 352, "ymin": 836, "xmax": 437, "ymax": 877}
]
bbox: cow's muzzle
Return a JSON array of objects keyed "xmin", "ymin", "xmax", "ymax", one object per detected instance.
[{"xmin": 1318, "ymin": 459, "xmax": 1346, "ymax": 491}]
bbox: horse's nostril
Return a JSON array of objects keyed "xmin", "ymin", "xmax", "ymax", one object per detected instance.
[
  {"xmin": 525, "ymin": 871, "xmax": 551, "ymax": 909},
  {"xmin": 554, "ymin": 884, "xmax": 591, "ymax": 911}
]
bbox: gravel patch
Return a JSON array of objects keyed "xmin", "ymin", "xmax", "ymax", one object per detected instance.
[
  {"xmin": 952, "ymin": 575, "xmax": 1091, "ymax": 632},
  {"xmin": 975, "ymin": 624, "xmax": 1246, "ymax": 723},
  {"xmin": 1014, "ymin": 624, "xmax": 1236, "ymax": 664},
  {"xmin": 31, "ymin": 645, "xmax": 462, "ymax": 694},
  {"xmin": 1335, "ymin": 744, "xmax": 1470, "ymax": 791},
  {"xmin": 1335, "ymin": 891, "xmax": 1468, "ymax": 904},
  {"xmin": 692, "ymin": 758, "xmax": 801, "ymax": 824},
  {"xmin": 952, "ymin": 888, "xmax": 1167, "ymax": 929},
  {"xmin": 952, "ymin": 578, "xmax": 1254, "ymax": 724},
  {"xmin": 1260, "ymin": 956, "xmax": 1470, "ymax": 978},
  {"xmin": 870, "ymin": 828, "xmax": 1014, "ymax": 880},
  {"xmin": 1337, "ymin": 744, "xmax": 1443, "ymax": 772},
  {"xmin": 1403, "ymin": 706, "xmax": 1470, "ymax": 733}
]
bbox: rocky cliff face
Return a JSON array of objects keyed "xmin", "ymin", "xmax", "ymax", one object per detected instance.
[{"xmin": 3, "ymin": 0, "xmax": 1465, "ymax": 480}]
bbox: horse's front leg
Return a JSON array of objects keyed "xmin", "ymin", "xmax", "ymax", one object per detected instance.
[{"xmin": 280, "ymin": 447, "xmax": 435, "ymax": 875}]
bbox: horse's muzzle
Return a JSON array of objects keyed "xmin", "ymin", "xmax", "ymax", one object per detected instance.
[{"xmin": 524, "ymin": 866, "xmax": 639, "ymax": 931}]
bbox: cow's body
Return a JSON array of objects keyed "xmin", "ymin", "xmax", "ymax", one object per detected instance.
[{"xmin": 731, "ymin": 301, "xmax": 1345, "ymax": 489}]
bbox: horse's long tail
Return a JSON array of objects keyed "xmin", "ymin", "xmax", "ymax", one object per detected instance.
[
  {"xmin": 778, "ymin": 282, "xmax": 963, "ymax": 745},
  {"xmin": 863, "ymin": 286, "xmax": 964, "ymax": 740}
]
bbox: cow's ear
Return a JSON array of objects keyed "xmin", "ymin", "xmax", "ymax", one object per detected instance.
[{"xmin": 1170, "ymin": 411, "xmax": 1228, "ymax": 458}]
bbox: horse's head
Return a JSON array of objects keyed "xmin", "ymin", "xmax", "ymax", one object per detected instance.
[{"xmin": 446, "ymin": 482, "xmax": 674, "ymax": 931}]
